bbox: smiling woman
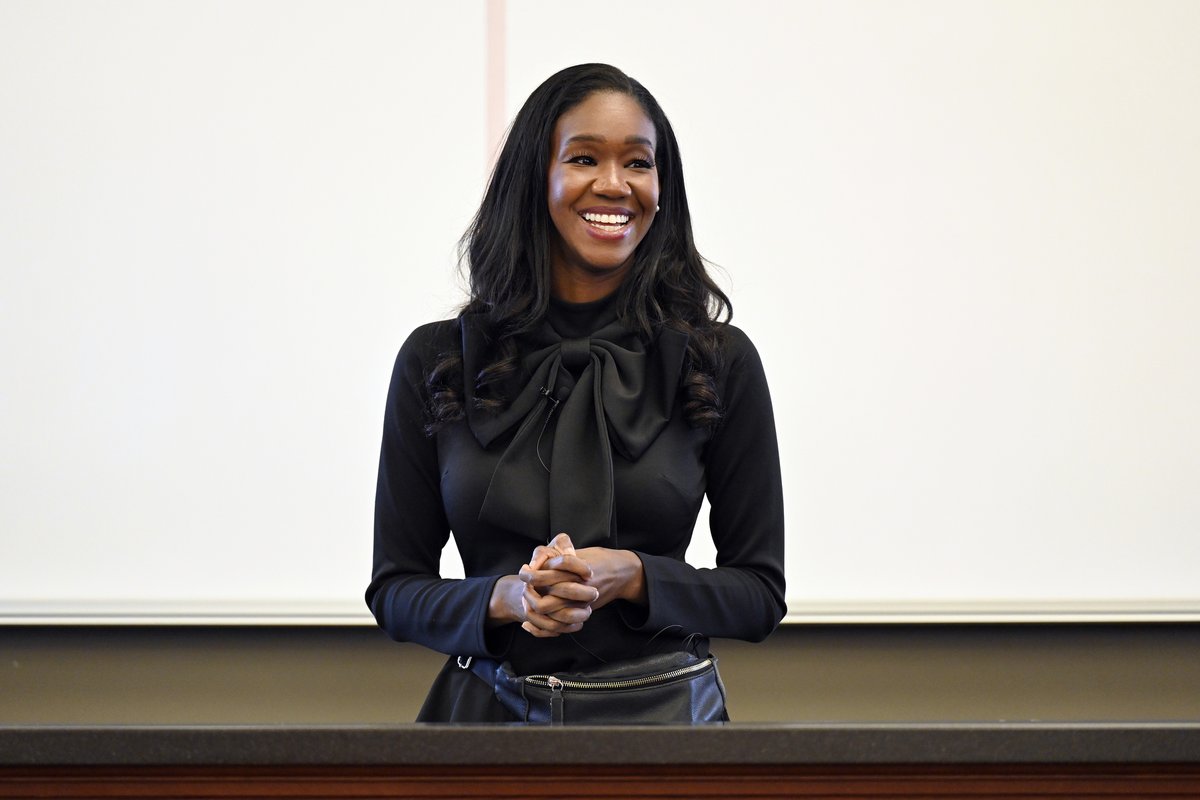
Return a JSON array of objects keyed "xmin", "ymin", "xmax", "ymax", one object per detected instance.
[
  {"xmin": 365, "ymin": 63, "xmax": 785, "ymax": 723},
  {"xmin": 546, "ymin": 92, "xmax": 660, "ymax": 300}
]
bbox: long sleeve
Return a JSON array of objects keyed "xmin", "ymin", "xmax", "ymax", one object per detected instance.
[
  {"xmin": 628, "ymin": 326, "xmax": 787, "ymax": 641},
  {"xmin": 364, "ymin": 323, "xmax": 506, "ymax": 659}
]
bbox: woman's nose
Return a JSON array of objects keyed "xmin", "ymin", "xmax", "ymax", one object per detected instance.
[{"xmin": 592, "ymin": 164, "xmax": 631, "ymax": 197}]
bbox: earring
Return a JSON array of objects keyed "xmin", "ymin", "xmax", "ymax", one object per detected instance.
[{"xmin": 655, "ymin": 205, "xmax": 661, "ymax": 212}]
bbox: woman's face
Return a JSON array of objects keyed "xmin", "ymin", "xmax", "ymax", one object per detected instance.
[{"xmin": 546, "ymin": 91, "xmax": 659, "ymax": 294}]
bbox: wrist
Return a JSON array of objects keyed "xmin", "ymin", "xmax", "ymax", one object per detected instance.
[
  {"xmin": 487, "ymin": 575, "xmax": 523, "ymax": 627},
  {"xmin": 618, "ymin": 550, "xmax": 647, "ymax": 605}
]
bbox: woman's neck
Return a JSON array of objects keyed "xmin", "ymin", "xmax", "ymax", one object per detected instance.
[
  {"xmin": 546, "ymin": 286, "xmax": 622, "ymax": 339},
  {"xmin": 550, "ymin": 262, "xmax": 631, "ymax": 303}
]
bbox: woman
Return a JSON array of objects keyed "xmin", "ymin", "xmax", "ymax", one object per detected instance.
[{"xmin": 366, "ymin": 63, "xmax": 785, "ymax": 722}]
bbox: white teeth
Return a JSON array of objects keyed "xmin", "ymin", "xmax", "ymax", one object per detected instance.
[{"xmin": 582, "ymin": 212, "xmax": 630, "ymax": 225}]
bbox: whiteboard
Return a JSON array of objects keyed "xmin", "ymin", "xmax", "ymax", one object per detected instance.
[{"xmin": 2, "ymin": 1, "xmax": 1198, "ymax": 624}]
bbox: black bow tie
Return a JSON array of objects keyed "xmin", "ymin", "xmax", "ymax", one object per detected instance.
[{"xmin": 461, "ymin": 314, "xmax": 689, "ymax": 547}]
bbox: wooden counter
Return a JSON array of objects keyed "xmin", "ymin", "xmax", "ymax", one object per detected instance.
[{"xmin": 3, "ymin": 722, "xmax": 1200, "ymax": 798}]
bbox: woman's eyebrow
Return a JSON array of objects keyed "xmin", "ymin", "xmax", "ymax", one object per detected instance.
[{"xmin": 563, "ymin": 134, "xmax": 654, "ymax": 146}]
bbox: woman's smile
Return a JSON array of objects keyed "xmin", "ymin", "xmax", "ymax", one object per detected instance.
[{"xmin": 579, "ymin": 206, "xmax": 636, "ymax": 237}]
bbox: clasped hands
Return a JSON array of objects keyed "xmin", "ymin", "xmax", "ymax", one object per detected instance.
[{"xmin": 488, "ymin": 533, "xmax": 647, "ymax": 638}]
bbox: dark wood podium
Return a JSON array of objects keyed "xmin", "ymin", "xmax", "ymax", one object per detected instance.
[{"xmin": 3, "ymin": 723, "xmax": 1199, "ymax": 798}]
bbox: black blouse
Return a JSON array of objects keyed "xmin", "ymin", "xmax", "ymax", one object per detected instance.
[{"xmin": 366, "ymin": 293, "xmax": 786, "ymax": 684}]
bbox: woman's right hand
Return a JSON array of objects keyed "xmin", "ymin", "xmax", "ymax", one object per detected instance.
[{"xmin": 487, "ymin": 533, "xmax": 598, "ymax": 637}]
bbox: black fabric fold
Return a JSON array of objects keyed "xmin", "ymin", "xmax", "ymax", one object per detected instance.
[{"xmin": 461, "ymin": 313, "xmax": 689, "ymax": 547}]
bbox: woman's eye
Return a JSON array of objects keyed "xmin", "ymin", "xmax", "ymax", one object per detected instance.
[
  {"xmin": 628, "ymin": 158, "xmax": 656, "ymax": 170},
  {"xmin": 566, "ymin": 154, "xmax": 596, "ymax": 165}
]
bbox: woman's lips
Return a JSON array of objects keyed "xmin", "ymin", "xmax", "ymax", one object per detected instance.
[{"xmin": 579, "ymin": 208, "xmax": 633, "ymax": 239}]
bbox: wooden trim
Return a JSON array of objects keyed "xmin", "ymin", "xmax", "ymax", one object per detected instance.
[{"xmin": 3, "ymin": 764, "xmax": 1200, "ymax": 799}]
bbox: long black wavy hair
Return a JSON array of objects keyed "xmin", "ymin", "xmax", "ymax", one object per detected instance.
[{"xmin": 426, "ymin": 63, "xmax": 731, "ymax": 432}]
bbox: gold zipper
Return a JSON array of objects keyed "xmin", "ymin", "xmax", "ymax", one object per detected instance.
[{"xmin": 523, "ymin": 658, "xmax": 713, "ymax": 691}]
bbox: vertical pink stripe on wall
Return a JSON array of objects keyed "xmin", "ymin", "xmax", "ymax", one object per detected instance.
[{"xmin": 485, "ymin": 0, "xmax": 507, "ymax": 171}]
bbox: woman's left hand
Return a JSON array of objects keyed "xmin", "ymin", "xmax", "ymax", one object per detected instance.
[
  {"xmin": 517, "ymin": 533, "xmax": 595, "ymax": 637},
  {"xmin": 520, "ymin": 535, "xmax": 648, "ymax": 634},
  {"xmin": 543, "ymin": 546, "xmax": 647, "ymax": 611}
]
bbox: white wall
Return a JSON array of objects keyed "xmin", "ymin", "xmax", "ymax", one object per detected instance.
[{"xmin": 2, "ymin": 1, "xmax": 1197, "ymax": 623}]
